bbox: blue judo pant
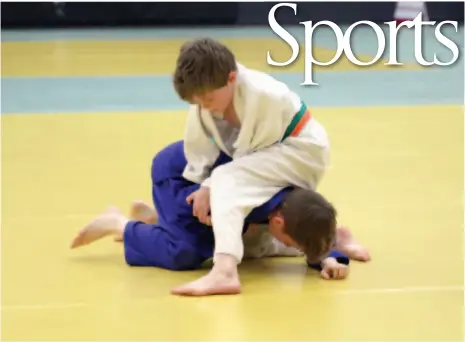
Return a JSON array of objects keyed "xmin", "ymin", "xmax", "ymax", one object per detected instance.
[
  {"xmin": 123, "ymin": 141, "xmax": 229, "ymax": 270},
  {"xmin": 123, "ymin": 141, "xmax": 349, "ymax": 271}
]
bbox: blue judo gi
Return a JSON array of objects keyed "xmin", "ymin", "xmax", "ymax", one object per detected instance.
[{"xmin": 123, "ymin": 140, "xmax": 349, "ymax": 271}]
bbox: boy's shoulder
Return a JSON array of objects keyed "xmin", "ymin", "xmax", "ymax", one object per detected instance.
[{"xmin": 237, "ymin": 63, "xmax": 296, "ymax": 100}]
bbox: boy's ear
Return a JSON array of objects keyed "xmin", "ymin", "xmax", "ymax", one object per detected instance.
[
  {"xmin": 228, "ymin": 71, "xmax": 237, "ymax": 83},
  {"xmin": 270, "ymin": 215, "xmax": 285, "ymax": 228}
]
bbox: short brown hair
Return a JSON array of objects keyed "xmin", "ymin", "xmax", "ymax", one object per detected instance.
[
  {"xmin": 281, "ymin": 189, "xmax": 337, "ymax": 263},
  {"xmin": 173, "ymin": 37, "xmax": 237, "ymax": 101}
]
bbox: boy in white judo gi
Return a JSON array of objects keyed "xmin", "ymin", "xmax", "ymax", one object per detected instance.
[{"xmin": 170, "ymin": 38, "xmax": 369, "ymax": 296}]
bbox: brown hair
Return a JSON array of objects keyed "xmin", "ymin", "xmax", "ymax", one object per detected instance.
[
  {"xmin": 173, "ymin": 37, "xmax": 237, "ymax": 102},
  {"xmin": 281, "ymin": 189, "xmax": 337, "ymax": 263}
]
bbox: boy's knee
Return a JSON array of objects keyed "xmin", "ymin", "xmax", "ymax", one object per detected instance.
[
  {"xmin": 166, "ymin": 246, "xmax": 205, "ymax": 270},
  {"xmin": 151, "ymin": 140, "xmax": 184, "ymax": 183},
  {"xmin": 151, "ymin": 147, "xmax": 170, "ymax": 182},
  {"xmin": 152, "ymin": 145, "xmax": 170, "ymax": 171},
  {"xmin": 151, "ymin": 154, "xmax": 159, "ymax": 171},
  {"xmin": 154, "ymin": 240, "xmax": 205, "ymax": 271}
]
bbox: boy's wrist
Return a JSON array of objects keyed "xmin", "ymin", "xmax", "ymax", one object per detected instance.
[{"xmin": 321, "ymin": 257, "xmax": 338, "ymax": 267}]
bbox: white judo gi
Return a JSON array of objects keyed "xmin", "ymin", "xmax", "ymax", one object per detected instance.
[
  {"xmin": 243, "ymin": 225, "xmax": 304, "ymax": 259},
  {"xmin": 182, "ymin": 63, "xmax": 331, "ymax": 264}
]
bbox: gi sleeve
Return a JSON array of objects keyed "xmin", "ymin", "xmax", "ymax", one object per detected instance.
[{"xmin": 182, "ymin": 105, "xmax": 220, "ymax": 185}]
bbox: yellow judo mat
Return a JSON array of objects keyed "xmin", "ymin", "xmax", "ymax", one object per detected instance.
[{"xmin": 1, "ymin": 34, "xmax": 463, "ymax": 341}]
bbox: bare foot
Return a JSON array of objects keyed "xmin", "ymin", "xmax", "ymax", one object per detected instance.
[
  {"xmin": 335, "ymin": 226, "xmax": 371, "ymax": 262},
  {"xmin": 171, "ymin": 270, "xmax": 241, "ymax": 296},
  {"xmin": 70, "ymin": 207, "xmax": 128, "ymax": 249},
  {"xmin": 130, "ymin": 200, "xmax": 158, "ymax": 224}
]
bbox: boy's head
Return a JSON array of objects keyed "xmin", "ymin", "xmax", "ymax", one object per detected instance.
[
  {"xmin": 173, "ymin": 38, "xmax": 237, "ymax": 113},
  {"xmin": 268, "ymin": 189, "xmax": 337, "ymax": 263}
]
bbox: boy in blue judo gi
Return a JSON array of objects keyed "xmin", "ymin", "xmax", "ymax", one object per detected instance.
[{"xmin": 71, "ymin": 141, "xmax": 369, "ymax": 293}]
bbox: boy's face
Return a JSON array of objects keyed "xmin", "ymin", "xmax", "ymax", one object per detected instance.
[
  {"xmin": 267, "ymin": 210, "xmax": 334, "ymax": 262},
  {"xmin": 192, "ymin": 72, "xmax": 236, "ymax": 114},
  {"xmin": 268, "ymin": 212, "xmax": 300, "ymax": 249}
]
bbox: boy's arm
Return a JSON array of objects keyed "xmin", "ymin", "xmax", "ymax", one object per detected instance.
[{"xmin": 182, "ymin": 105, "xmax": 220, "ymax": 186}]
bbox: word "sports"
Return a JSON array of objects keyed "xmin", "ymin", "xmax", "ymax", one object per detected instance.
[{"xmin": 267, "ymin": 3, "xmax": 460, "ymax": 85}]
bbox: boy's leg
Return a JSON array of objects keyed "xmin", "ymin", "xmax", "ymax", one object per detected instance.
[
  {"xmin": 123, "ymin": 220, "xmax": 208, "ymax": 270},
  {"xmin": 113, "ymin": 142, "xmax": 182, "ymax": 242},
  {"xmin": 70, "ymin": 208, "xmax": 207, "ymax": 271},
  {"xmin": 71, "ymin": 207, "xmax": 128, "ymax": 247},
  {"xmin": 335, "ymin": 226, "xmax": 371, "ymax": 262},
  {"xmin": 113, "ymin": 201, "xmax": 158, "ymax": 242}
]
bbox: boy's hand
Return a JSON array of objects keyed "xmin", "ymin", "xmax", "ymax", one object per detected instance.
[
  {"xmin": 320, "ymin": 257, "xmax": 349, "ymax": 280},
  {"xmin": 186, "ymin": 187, "xmax": 211, "ymax": 225}
]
